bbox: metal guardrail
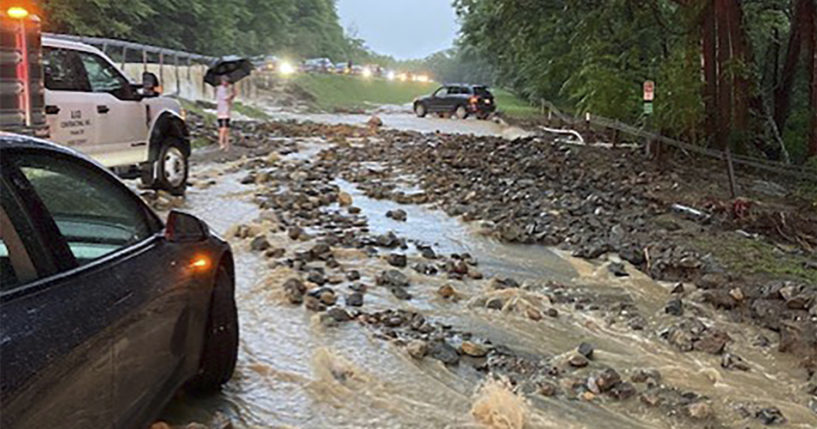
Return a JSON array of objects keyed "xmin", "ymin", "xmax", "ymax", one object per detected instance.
[
  {"xmin": 43, "ymin": 33, "xmax": 216, "ymax": 64},
  {"xmin": 537, "ymin": 98, "xmax": 817, "ymax": 182}
]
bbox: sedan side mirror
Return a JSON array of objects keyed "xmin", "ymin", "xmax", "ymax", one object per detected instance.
[
  {"xmin": 165, "ymin": 210, "xmax": 208, "ymax": 242},
  {"xmin": 142, "ymin": 72, "xmax": 162, "ymax": 96}
]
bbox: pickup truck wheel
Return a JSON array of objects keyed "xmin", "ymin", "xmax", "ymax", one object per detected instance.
[
  {"xmin": 157, "ymin": 139, "xmax": 188, "ymax": 196},
  {"xmin": 414, "ymin": 103, "xmax": 427, "ymax": 118},
  {"xmin": 186, "ymin": 265, "xmax": 239, "ymax": 394},
  {"xmin": 455, "ymin": 105, "xmax": 469, "ymax": 120}
]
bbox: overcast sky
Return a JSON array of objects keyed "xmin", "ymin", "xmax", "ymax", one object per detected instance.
[{"xmin": 336, "ymin": 0, "xmax": 459, "ymax": 60}]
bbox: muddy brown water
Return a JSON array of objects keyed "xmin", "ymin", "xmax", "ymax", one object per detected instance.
[{"xmin": 157, "ymin": 140, "xmax": 816, "ymax": 428}]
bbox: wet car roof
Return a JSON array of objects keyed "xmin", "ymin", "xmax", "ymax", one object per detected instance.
[{"xmin": 0, "ymin": 133, "xmax": 86, "ymax": 159}]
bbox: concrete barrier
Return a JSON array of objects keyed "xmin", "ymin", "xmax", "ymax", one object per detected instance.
[{"xmin": 122, "ymin": 63, "xmax": 258, "ymax": 103}]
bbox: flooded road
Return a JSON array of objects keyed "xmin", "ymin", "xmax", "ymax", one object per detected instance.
[
  {"xmin": 266, "ymin": 108, "xmax": 533, "ymax": 140},
  {"xmin": 157, "ymin": 131, "xmax": 816, "ymax": 428}
]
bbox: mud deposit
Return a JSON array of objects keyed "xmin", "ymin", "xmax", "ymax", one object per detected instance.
[{"xmin": 152, "ymin": 119, "xmax": 816, "ymax": 428}]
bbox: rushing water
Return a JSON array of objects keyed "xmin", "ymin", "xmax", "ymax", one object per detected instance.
[{"xmin": 158, "ymin": 140, "xmax": 817, "ymax": 428}]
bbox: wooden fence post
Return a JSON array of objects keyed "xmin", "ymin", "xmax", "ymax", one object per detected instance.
[{"xmin": 725, "ymin": 147, "xmax": 737, "ymax": 198}]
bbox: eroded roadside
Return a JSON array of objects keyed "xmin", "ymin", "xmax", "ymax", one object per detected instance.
[{"xmin": 148, "ymin": 115, "xmax": 816, "ymax": 428}]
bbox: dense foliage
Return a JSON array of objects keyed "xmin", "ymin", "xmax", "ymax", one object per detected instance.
[
  {"xmin": 34, "ymin": 0, "xmax": 379, "ymax": 61},
  {"xmin": 452, "ymin": 0, "xmax": 817, "ymax": 163}
]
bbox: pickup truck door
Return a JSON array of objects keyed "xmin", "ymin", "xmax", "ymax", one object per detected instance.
[
  {"xmin": 75, "ymin": 51, "xmax": 149, "ymax": 167},
  {"xmin": 42, "ymin": 47, "xmax": 97, "ymax": 150}
]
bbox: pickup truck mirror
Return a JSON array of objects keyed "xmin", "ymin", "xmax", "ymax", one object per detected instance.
[{"xmin": 142, "ymin": 72, "xmax": 161, "ymax": 96}]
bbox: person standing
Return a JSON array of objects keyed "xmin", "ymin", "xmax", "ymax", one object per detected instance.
[{"xmin": 216, "ymin": 75, "xmax": 236, "ymax": 151}]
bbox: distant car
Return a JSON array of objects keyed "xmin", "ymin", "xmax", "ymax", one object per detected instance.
[
  {"xmin": 252, "ymin": 55, "xmax": 279, "ymax": 72},
  {"xmin": 302, "ymin": 58, "xmax": 333, "ymax": 73},
  {"xmin": 0, "ymin": 134, "xmax": 238, "ymax": 429},
  {"xmin": 334, "ymin": 62, "xmax": 349, "ymax": 74},
  {"xmin": 413, "ymin": 84, "xmax": 496, "ymax": 120}
]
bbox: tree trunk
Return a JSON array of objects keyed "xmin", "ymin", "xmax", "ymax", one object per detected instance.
[
  {"xmin": 715, "ymin": 0, "xmax": 732, "ymax": 149},
  {"xmin": 809, "ymin": 2, "xmax": 817, "ymax": 157},
  {"xmin": 702, "ymin": 0, "xmax": 718, "ymax": 144},
  {"xmin": 774, "ymin": 0, "xmax": 809, "ymax": 132},
  {"xmin": 727, "ymin": 0, "xmax": 749, "ymax": 135}
]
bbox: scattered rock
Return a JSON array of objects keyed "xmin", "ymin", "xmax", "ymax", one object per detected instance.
[
  {"xmin": 386, "ymin": 253, "xmax": 407, "ymax": 267},
  {"xmin": 326, "ymin": 307, "xmax": 352, "ymax": 322},
  {"xmin": 338, "ymin": 192, "xmax": 353, "ymax": 206},
  {"xmin": 345, "ymin": 292, "xmax": 364, "ymax": 307},
  {"xmin": 577, "ymin": 342, "xmax": 594, "ymax": 359},
  {"xmin": 429, "ymin": 340, "xmax": 460, "ymax": 365},
  {"xmin": 304, "ymin": 296, "xmax": 326, "ymax": 312},
  {"xmin": 437, "ymin": 284, "xmax": 458, "ymax": 300},
  {"xmin": 721, "ymin": 353, "xmax": 750, "ymax": 371},
  {"xmin": 546, "ymin": 308, "xmax": 559, "ymax": 318},
  {"xmin": 665, "ymin": 298, "xmax": 684, "ymax": 316},
  {"xmin": 526, "ymin": 307, "xmax": 542, "ymax": 320},
  {"xmin": 729, "ymin": 287, "xmax": 745, "ymax": 301},
  {"xmin": 412, "ymin": 262, "xmax": 438, "ymax": 275},
  {"xmin": 539, "ymin": 381, "xmax": 558, "ymax": 397},
  {"xmin": 461, "ymin": 341, "xmax": 489, "ymax": 357},
  {"xmin": 288, "ymin": 226, "xmax": 303, "ymax": 240},
  {"xmin": 703, "ymin": 290, "xmax": 738, "ymax": 310},
  {"xmin": 283, "ymin": 278, "xmax": 307, "ymax": 304},
  {"xmin": 608, "ymin": 262, "xmax": 629, "ymax": 277},
  {"xmin": 568, "ymin": 354, "xmax": 589, "ymax": 368},
  {"xmin": 486, "ymin": 297, "xmax": 504, "ymax": 310},
  {"xmin": 250, "ymin": 236, "xmax": 271, "ymax": 251},
  {"xmin": 377, "ymin": 269, "xmax": 410, "ymax": 287},
  {"xmin": 386, "ymin": 209, "xmax": 407, "ymax": 221},
  {"xmin": 609, "ymin": 381, "xmax": 636, "ymax": 400},
  {"xmin": 406, "ymin": 340, "xmax": 428, "ymax": 359},
  {"xmin": 265, "ymin": 247, "xmax": 286, "ymax": 258},
  {"xmin": 390, "ymin": 286, "xmax": 412, "ymax": 300},
  {"xmin": 694, "ymin": 329, "xmax": 730, "ymax": 355},
  {"xmin": 755, "ymin": 407, "xmax": 786, "ymax": 425},
  {"xmin": 687, "ymin": 402, "xmax": 712, "ymax": 419}
]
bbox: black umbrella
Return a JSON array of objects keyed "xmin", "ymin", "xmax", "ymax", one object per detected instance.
[{"xmin": 204, "ymin": 55, "xmax": 254, "ymax": 86}]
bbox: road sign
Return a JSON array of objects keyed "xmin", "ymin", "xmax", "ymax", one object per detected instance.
[
  {"xmin": 644, "ymin": 101, "xmax": 653, "ymax": 115},
  {"xmin": 643, "ymin": 80, "xmax": 655, "ymax": 101}
]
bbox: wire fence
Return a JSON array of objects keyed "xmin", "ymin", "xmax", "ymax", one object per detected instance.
[{"xmin": 536, "ymin": 98, "xmax": 817, "ymax": 183}]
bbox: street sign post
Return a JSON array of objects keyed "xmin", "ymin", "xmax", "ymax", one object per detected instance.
[
  {"xmin": 643, "ymin": 80, "xmax": 655, "ymax": 101},
  {"xmin": 643, "ymin": 80, "xmax": 654, "ymax": 116}
]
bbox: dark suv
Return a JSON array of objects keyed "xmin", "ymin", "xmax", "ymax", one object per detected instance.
[{"xmin": 413, "ymin": 84, "xmax": 496, "ymax": 120}]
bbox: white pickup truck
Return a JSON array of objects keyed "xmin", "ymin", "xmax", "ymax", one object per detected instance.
[{"xmin": 1, "ymin": 11, "xmax": 190, "ymax": 195}]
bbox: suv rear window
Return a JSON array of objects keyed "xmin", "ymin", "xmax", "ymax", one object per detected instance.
[{"xmin": 474, "ymin": 86, "xmax": 492, "ymax": 97}]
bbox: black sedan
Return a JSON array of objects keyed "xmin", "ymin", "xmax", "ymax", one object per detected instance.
[
  {"xmin": 413, "ymin": 84, "xmax": 496, "ymax": 120},
  {"xmin": 0, "ymin": 134, "xmax": 238, "ymax": 429}
]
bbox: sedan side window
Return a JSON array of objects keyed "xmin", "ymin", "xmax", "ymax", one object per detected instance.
[
  {"xmin": 16, "ymin": 155, "xmax": 155, "ymax": 265},
  {"xmin": 0, "ymin": 206, "xmax": 37, "ymax": 288}
]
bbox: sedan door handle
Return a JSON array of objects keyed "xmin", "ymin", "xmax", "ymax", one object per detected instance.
[
  {"xmin": 45, "ymin": 105, "xmax": 60, "ymax": 115},
  {"xmin": 97, "ymin": 105, "xmax": 110, "ymax": 114}
]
